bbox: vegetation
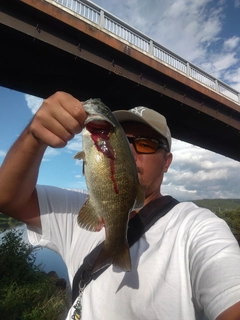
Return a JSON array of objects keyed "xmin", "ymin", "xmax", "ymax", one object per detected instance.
[
  {"xmin": 193, "ymin": 199, "xmax": 240, "ymax": 214},
  {"xmin": 217, "ymin": 208, "xmax": 240, "ymax": 244},
  {"xmin": 193, "ymin": 199, "xmax": 240, "ymax": 245},
  {"xmin": 0, "ymin": 213, "xmax": 23, "ymax": 231},
  {"xmin": 0, "ymin": 229, "xmax": 69, "ymax": 320},
  {"xmin": 0, "ymin": 199, "xmax": 239, "ymax": 319}
]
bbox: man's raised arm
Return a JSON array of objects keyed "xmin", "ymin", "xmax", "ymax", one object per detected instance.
[{"xmin": 0, "ymin": 92, "xmax": 86, "ymax": 228}]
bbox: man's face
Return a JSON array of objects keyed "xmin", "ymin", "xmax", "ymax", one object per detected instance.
[{"xmin": 121, "ymin": 122, "xmax": 172, "ymax": 202}]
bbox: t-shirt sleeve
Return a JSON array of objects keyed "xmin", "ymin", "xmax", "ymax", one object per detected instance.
[
  {"xmin": 189, "ymin": 208, "xmax": 240, "ymax": 319},
  {"xmin": 27, "ymin": 185, "xmax": 88, "ymax": 258}
]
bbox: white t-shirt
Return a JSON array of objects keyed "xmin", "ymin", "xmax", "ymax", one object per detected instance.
[{"xmin": 28, "ymin": 185, "xmax": 240, "ymax": 320}]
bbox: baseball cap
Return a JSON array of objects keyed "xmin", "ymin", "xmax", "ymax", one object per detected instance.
[{"xmin": 113, "ymin": 106, "xmax": 171, "ymax": 151}]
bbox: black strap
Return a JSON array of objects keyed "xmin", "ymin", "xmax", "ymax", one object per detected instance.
[{"xmin": 72, "ymin": 195, "xmax": 179, "ymax": 302}]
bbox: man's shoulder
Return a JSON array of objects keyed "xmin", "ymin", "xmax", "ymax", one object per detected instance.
[
  {"xmin": 36, "ymin": 185, "xmax": 88, "ymax": 201},
  {"xmin": 165, "ymin": 200, "xmax": 221, "ymax": 227}
]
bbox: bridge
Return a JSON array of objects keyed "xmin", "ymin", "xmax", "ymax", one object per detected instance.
[{"xmin": 1, "ymin": 0, "xmax": 240, "ymax": 161}]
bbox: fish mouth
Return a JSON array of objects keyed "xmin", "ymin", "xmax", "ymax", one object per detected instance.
[
  {"xmin": 85, "ymin": 119, "xmax": 116, "ymax": 160},
  {"xmin": 85, "ymin": 120, "xmax": 115, "ymax": 134},
  {"xmin": 85, "ymin": 114, "xmax": 115, "ymax": 127}
]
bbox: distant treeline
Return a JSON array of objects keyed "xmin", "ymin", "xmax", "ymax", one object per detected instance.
[
  {"xmin": 193, "ymin": 199, "xmax": 240, "ymax": 244},
  {"xmin": 1, "ymin": 199, "xmax": 240, "ymax": 243},
  {"xmin": 192, "ymin": 199, "xmax": 240, "ymax": 213}
]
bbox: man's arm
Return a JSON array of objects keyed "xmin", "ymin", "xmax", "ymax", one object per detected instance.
[
  {"xmin": 0, "ymin": 128, "xmax": 46, "ymax": 228},
  {"xmin": 0, "ymin": 92, "xmax": 86, "ymax": 228},
  {"xmin": 216, "ymin": 301, "xmax": 240, "ymax": 320}
]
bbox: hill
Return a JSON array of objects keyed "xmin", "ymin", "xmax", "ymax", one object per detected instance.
[{"xmin": 192, "ymin": 199, "xmax": 240, "ymax": 214}]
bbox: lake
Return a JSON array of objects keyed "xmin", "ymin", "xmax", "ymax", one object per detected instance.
[{"xmin": 0, "ymin": 222, "xmax": 70, "ymax": 284}]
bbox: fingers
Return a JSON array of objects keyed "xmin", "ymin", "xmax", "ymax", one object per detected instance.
[{"xmin": 29, "ymin": 92, "xmax": 87, "ymax": 148}]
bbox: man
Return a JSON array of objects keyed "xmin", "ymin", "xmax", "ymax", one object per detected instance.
[{"xmin": 0, "ymin": 91, "xmax": 240, "ymax": 320}]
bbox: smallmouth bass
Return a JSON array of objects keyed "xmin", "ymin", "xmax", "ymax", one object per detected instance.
[{"xmin": 74, "ymin": 98, "xmax": 144, "ymax": 273}]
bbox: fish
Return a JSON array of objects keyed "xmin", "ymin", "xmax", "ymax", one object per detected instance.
[{"xmin": 74, "ymin": 98, "xmax": 145, "ymax": 273}]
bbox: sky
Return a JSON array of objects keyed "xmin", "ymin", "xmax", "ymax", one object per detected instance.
[{"xmin": 1, "ymin": 0, "xmax": 240, "ymax": 201}]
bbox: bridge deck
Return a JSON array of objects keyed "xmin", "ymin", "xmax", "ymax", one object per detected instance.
[{"xmin": 0, "ymin": 0, "xmax": 240, "ymax": 160}]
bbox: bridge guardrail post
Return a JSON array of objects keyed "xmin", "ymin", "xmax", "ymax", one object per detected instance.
[
  {"xmin": 186, "ymin": 63, "xmax": 190, "ymax": 77},
  {"xmin": 100, "ymin": 10, "xmax": 104, "ymax": 28},
  {"xmin": 149, "ymin": 40, "xmax": 153, "ymax": 55},
  {"xmin": 215, "ymin": 80, "xmax": 219, "ymax": 93}
]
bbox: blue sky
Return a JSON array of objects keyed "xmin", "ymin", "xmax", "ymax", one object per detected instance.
[
  {"xmin": 1, "ymin": 0, "xmax": 240, "ymax": 201},
  {"xmin": 0, "ymin": 87, "xmax": 86, "ymax": 190}
]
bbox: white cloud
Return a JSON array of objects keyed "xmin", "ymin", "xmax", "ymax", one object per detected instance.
[
  {"xmin": 42, "ymin": 147, "xmax": 60, "ymax": 162},
  {"xmin": 44, "ymin": 147, "xmax": 60, "ymax": 157},
  {"xmin": 162, "ymin": 139, "xmax": 240, "ymax": 201},
  {"xmin": 223, "ymin": 67, "xmax": 240, "ymax": 91},
  {"xmin": 213, "ymin": 53, "xmax": 238, "ymax": 71},
  {"xmin": 24, "ymin": 94, "xmax": 43, "ymax": 114},
  {"xmin": 223, "ymin": 36, "xmax": 240, "ymax": 51},
  {"xmin": 74, "ymin": 159, "xmax": 84, "ymax": 167},
  {"xmin": 0, "ymin": 150, "xmax": 6, "ymax": 158},
  {"xmin": 235, "ymin": 0, "xmax": 240, "ymax": 7}
]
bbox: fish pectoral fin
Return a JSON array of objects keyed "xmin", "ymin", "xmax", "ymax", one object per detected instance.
[
  {"xmin": 74, "ymin": 151, "xmax": 85, "ymax": 161},
  {"xmin": 133, "ymin": 182, "xmax": 145, "ymax": 210},
  {"xmin": 78, "ymin": 197, "xmax": 104, "ymax": 232}
]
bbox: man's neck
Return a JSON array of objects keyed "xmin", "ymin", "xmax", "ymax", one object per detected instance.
[{"xmin": 130, "ymin": 192, "xmax": 162, "ymax": 219}]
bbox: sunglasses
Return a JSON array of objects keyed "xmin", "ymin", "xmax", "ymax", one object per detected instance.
[{"xmin": 126, "ymin": 136, "xmax": 169, "ymax": 154}]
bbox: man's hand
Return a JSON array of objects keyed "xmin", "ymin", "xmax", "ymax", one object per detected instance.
[
  {"xmin": 29, "ymin": 91, "xmax": 87, "ymax": 148},
  {"xmin": 0, "ymin": 91, "xmax": 87, "ymax": 227}
]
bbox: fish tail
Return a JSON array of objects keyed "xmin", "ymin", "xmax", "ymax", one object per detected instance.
[
  {"xmin": 92, "ymin": 242, "xmax": 131, "ymax": 274},
  {"xmin": 113, "ymin": 242, "xmax": 132, "ymax": 272}
]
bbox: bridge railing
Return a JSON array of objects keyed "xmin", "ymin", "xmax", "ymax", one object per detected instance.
[
  {"xmin": 50, "ymin": 0, "xmax": 240, "ymax": 104},
  {"xmin": 104, "ymin": 15, "xmax": 150, "ymax": 53}
]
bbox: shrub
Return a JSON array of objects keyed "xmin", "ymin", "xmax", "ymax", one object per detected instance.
[{"xmin": 0, "ymin": 229, "xmax": 69, "ymax": 319}]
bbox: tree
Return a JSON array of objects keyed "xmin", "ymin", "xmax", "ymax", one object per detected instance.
[
  {"xmin": 0, "ymin": 229, "xmax": 69, "ymax": 319},
  {"xmin": 217, "ymin": 207, "xmax": 240, "ymax": 244}
]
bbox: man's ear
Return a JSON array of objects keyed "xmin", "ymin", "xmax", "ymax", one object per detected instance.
[{"xmin": 164, "ymin": 152, "xmax": 173, "ymax": 173}]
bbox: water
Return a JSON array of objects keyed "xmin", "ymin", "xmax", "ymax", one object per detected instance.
[
  {"xmin": 35, "ymin": 247, "xmax": 69, "ymax": 283},
  {"xmin": 1, "ymin": 223, "xmax": 70, "ymax": 284}
]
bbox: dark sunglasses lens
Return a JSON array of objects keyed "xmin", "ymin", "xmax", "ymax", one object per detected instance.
[{"xmin": 135, "ymin": 138, "xmax": 158, "ymax": 154}]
